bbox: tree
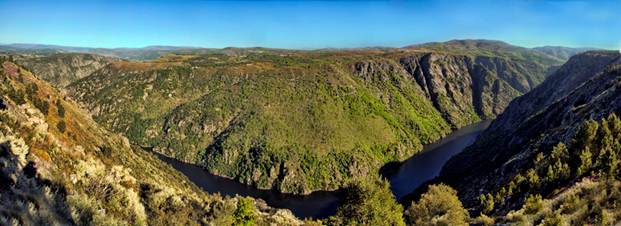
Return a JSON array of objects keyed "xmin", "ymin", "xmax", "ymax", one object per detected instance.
[
  {"xmin": 572, "ymin": 120, "xmax": 599, "ymax": 163},
  {"xmin": 233, "ymin": 198, "xmax": 256, "ymax": 226},
  {"xmin": 596, "ymin": 119, "xmax": 614, "ymax": 167},
  {"xmin": 577, "ymin": 147, "xmax": 593, "ymax": 176},
  {"xmin": 523, "ymin": 194, "xmax": 543, "ymax": 214},
  {"xmin": 608, "ymin": 114, "xmax": 621, "ymax": 139},
  {"xmin": 551, "ymin": 142, "xmax": 568, "ymax": 160},
  {"xmin": 479, "ymin": 193, "xmax": 495, "ymax": 214},
  {"xmin": 331, "ymin": 178, "xmax": 405, "ymax": 226},
  {"xmin": 406, "ymin": 184, "xmax": 469, "ymax": 226},
  {"xmin": 526, "ymin": 169, "xmax": 540, "ymax": 188}
]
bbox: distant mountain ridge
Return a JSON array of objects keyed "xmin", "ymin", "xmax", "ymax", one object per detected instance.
[
  {"xmin": 1, "ymin": 39, "xmax": 598, "ymax": 61},
  {"xmin": 533, "ymin": 46, "xmax": 600, "ymax": 61}
]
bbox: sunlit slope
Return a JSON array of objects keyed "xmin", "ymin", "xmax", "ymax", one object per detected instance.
[
  {"xmin": 0, "ymin": 60, "xmax": 304, "ymax": 225},
  {"xmin": 67, "ymin": 41, "xmax": 559, "ymax": 194}
]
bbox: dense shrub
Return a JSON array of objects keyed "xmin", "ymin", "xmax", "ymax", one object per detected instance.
[
  {"xmin": 56, "ymin": 121, "xmax": 66, "ymax": 133},
  {"xmin": 405, "ymin": 184, "xmax": 469, "ymax": 226},
  {"xmin": 56, "ymin": 99, "xmax": 65, "ymax": 118},
  {"xmin": 32, "ymin": 97, "xmax": 49, "ymax": 115},
  {"xmin": 523, "ymin": 194, "xmax": 543, "ymax": 214},
  {"xmin": 330, "ymin": 178, "xmax": 405, "ymax": 226},
  {"xmin": 233, "ymin": 198, "xmax": 256, "ymax": 226}
]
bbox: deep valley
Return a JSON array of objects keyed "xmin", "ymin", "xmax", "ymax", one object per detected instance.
[{"xmin": 2, "ymin": 39, "xmax": 620, "ymax": 225}]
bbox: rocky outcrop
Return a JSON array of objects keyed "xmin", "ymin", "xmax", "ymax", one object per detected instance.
[
  {"xmin": 16, "ymin": 53, "xmax": 116, "ymax": 88},
  {"xmin": 439, "ymin": 51, "xmax": 621, "ymax": 208},
  {"xmin": 397, "ymin": 53, "xmax": 539, "ymax": 127},
  {"xmin": 351, "ymin": 52, "xmax": 547, "ymax": 128}
]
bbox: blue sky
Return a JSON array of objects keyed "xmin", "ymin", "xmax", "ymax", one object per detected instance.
[{"xmin": 0, "ymin": 0, "xmax": 619, "ymax": 49}]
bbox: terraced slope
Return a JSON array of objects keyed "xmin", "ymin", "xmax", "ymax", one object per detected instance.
[
  {"xmin": 0, "ymin": 60, "xmax": 304, "ymax": 225},
  {"xmin": 66, "ymin": 41, "xmax": 561, "ymax": 194}
]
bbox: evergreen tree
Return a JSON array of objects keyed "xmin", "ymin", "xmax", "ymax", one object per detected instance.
[
  {"xmin": 479, "ymin": 193, "xmax": 495, "ymax": 214},
  {"xmin": 596, "ymin": 118, "xmax": 613, "ymax": 168},
  {"xmin": 577, "ymin": 146, "xmax": 593, "ymax": 176},
  {"xmin": 526, "ymin": 169, "xmax": 540, "ymax": 188},
  {"xmin": 551, "ymin": 142, "xmax": 568, "ymax": 160},
  {"xmin": 608, "ymin": 114, "xmax": 621, "ymax": 139}
]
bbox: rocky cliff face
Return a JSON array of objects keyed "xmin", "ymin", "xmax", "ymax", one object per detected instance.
[
  {"xmin": 397, "ymin": 53, "xmax": 540, "ymax": 127},
  {"xmin": 63, "ymin": 42, "xmax": 558, "ymax": 194},
  {"xmin": 15, "ymin": 53, "xmax": 116, "ymax": 88},
  {"xmin": 439, "ymin": 51, "xmax": 621, "ymax": 210}
]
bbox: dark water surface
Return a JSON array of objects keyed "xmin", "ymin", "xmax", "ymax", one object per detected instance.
[
  {"xmin": 151, "ymin": 120, "xmax": 491, "ymax": 219},
  {"xmin": 387, "ymin": 120, "xmax": 492, "ymax": 199},
  {"xmin": 152, "ymin": 152, "xmax": 342, "ymax": 219}
]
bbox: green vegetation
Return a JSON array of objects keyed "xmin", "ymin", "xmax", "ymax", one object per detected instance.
[
  {"xmin": 56, "ymin": 121, "xmax": 66, "ymax": 133},
  {"xmin": 329, "ymin": 178, "xmax": 405, "ymax": 226},
  {"xmin": 479, "ymin": 193, "xmax": 495, "ymax": 214},
  {"xmin": 503, "ymin": 178, "xmax": 621, "ymax": 225},
  {"xmin": 523, "ymin": 194, "xmax": 543, "ymax": 214},
  {"xmin": 405, "ymin": 184, "xmax": 469, "ymax": 226},
  {"xmin": 234, "ymin": 198, "xmax": 256, "ymax": 226},
  {"xmin": 67, "ymin": 42, "xmax": 555, "ymax": 194},
  {"xmin": 0, "ymin": 61, "xmax": 306, "ymax": 225},
  {"xmin": 475, "ymin": 114, "xmax": 621, "ymax": 224},
  {"xmin": 56, "ymin": 99, "xmax": 65, "ymax": 118}
]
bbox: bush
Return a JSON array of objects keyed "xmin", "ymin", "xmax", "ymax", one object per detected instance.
[
  {"xmin": 405, "ymin": 184, "xmax": 469, "ymax": 226},
  {"xmin": 331, "ymin": 179, "xmax": 405, "ymax": 226},
  {"xmin": 474, "ymin": 213, "xmax": 494, "ymax": 225},
  {"xmin": 541, "ymin": 211, "xmax": 563, "ymax": 226},
  {"xmin": 56, "ymin": 121, "xmax": 66, "ymax": 133},
  {"xmin": 32, "ymin": 97, "xmax": 49, "ymax": 115},
  {"xmin": 56, "ymin": 99, "xmax": 65, "ymax": 118},
  {"xmin": 8, "ymin": 91, "xmax": 26, "ymax": 105},
  {"xmin": 523, "ymin": 194, "xmax": 543, "ymax": 214},
  {"xmin": 233, "ymin": 198, "xmax": 256, "ymax": 226}
]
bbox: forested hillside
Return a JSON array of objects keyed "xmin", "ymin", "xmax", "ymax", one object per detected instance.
[
  {"xmin": 0, "ymin": 59, "xmax": 305, "ymax": 225},
  {"xmin": 64, "ymin": 40, "xmax": 561, "ymax": 194}
]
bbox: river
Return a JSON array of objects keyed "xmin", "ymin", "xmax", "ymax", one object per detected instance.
[{"xmin": 150, "ymin": 120, "xmax": 491, "ymax": 219}]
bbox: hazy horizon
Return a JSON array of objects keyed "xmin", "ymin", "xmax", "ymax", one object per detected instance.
[
  {"xmin": 1, "ymin": 0, "xmax": 619, "ymax": 50},
  {"xmin": 0, "ymin": 39, "xmax": 610, "ymax": 51}
]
